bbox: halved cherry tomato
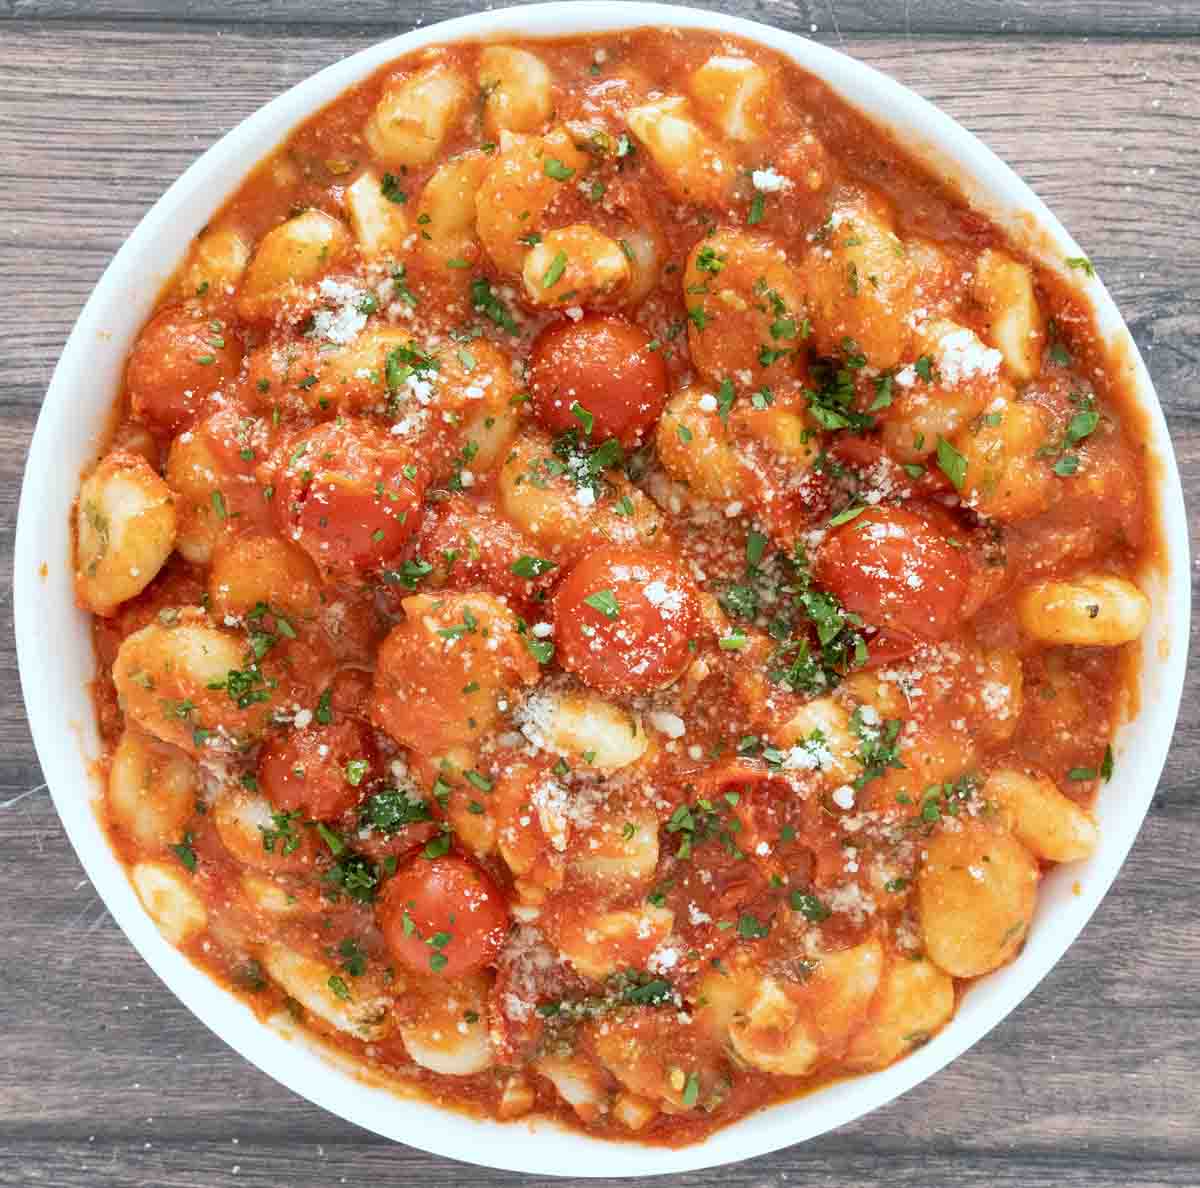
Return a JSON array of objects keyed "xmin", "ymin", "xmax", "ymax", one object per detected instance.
[
  {"xmin": 257, "ymin": 718, "xmax": 376, "ymax": 821},
  {"xmin": 815, "ymin": 505, "xmax": 967, "ymax": 642},
  {"xmin": 126, "ymin": 305, "xmax": 242, "ymax": 435},
  {"xmin": 270, "ymin": 419, "xmax": 426, "ymax": 580},
  {"xmin": 528, "ymin": 314, "xmax": 668, "ymax": 446},
  {"xmin": 553, "ymin": 545, "xmax": 700, "ymax": 696},
  {"xmin": 378, "ymin": 855, "xmax": 510, "ymax": 978},
  {"xmin": 412, "ymin": 496, "xmax": 558, "ymax": 606}
]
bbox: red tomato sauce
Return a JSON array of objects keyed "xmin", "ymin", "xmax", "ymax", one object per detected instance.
[{"xmin": 78, "ymin": 27, "xmax": 1156, "ymax": 1146}]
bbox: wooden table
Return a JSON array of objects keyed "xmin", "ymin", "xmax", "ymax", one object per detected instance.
[{"xmin": 2, "ymin": 2, "xmax": 1196, "ymax": 1184}]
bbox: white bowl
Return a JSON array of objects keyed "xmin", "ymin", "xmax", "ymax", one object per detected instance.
[{"xmin": 15, "ymin": 2, "xmax": 1190, "ymax": 1176}]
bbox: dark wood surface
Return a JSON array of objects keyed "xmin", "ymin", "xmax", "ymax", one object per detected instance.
[{"xmin": 2, "ymin": 4, "xmax": 1197, "ymax": 1185}]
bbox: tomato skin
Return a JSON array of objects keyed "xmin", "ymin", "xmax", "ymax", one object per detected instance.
[
  {"xmin": 412, "ymin": 497, "xmax": 558, "ymax": 607},
  {"xmin": 371, "ymin": 591, "xmax": 540, "ymax": 754},
  {"xmin": 528, "ymin": 314, "xmax": 668, "ymax": 446},
  {"xmin": 378, "ymin": 855, "xmax": 510, "ymax": 978},
  {"xmin": 858, "ymin": 627, "xmax": 921, "ymax": 668},
  {"xmin": 553, "ymin": 545, "xmax": 700, "ymax": 696},
  {"xmin": 257, "ymin": 718, "xmax": 376, "ymax": 821},
  {"xmin": 271, "ymin": 419, "xmax": 426, "ymax": 580},
  {"xmin": 815, "ymin": 506, "xmax": 967, "ymax": 642},
  {"xmin": 126, "ymin": 305, "xmax": 242, "ymax": 435}
]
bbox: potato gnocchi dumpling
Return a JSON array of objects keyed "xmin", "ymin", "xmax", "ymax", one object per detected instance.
[
  {"xmin": 262, "ymin": 942, "xmax": 396, "ymax": 1041},
  {"xmin": 113, "ymin": 618, "xmax": 273, "ymax": 754},
  {"xmin": 478, "ymin": 46, "xmax": 554, "ymax": 137},
  {"xmin": 1016, "ymin": 575, "xmax": 1151, "ymax": 646},
  {"xmin": 475, "ymin": 126, "xmax": 589, "ymax": 275},
  {"xmin": 236, "ymin": 210, "xmax": 352, "ymax": 322},
  {"xmin": 498, "ymin": 429, "xmax": 668, "ymax": 563},
  {"xmin": 655, "ymin": 386, "xmax": 752, "ymax": 502},
  {"xmin": 131, "ymin": 860, "xmax": 208, "ymax": 946},
  {"xmin": 973, "ymin": 248, "xmax": 1046, "ymax": 382},
  {"xmin": 345, "ymin": 169, "xmax": 411, "ymax": 258},
  {"xmin": 207, "ymin": 533, "xmax": 322, "ymax": 622},
  {"xmin": 178, "ymin": 226, "xmax": 250, "ymax": 299},
  {"xmin": 76, "ymin": 450, "xmax": 177, "ymax": 616},
  {"xmin": 919, "ymin": 821, "xmax": 1039, "ymax": 978},
  {"xmin": 688, "ymin": 55, "xmax": 774, "ymax": 143},
  {"xmin": 399, "ymin": 974, "xmax": 494, "ymax": 1074},
  {"xmin": 522, "ymin": 224, "xmax": 631, "ymax": 307},
  {"xmin": 365, "ymin": 61, "xmax": 472, "ymax": 168},
  {"xmin": 626, "ymin": 96, "xmax": 735, "ymax": 207},
  {"xmin": 416, "ymin": 150, "xmax": 492, "ymax": 275},
  {"xmin": 986, "ymin": 767, "xmax": 1099, "ymax": 861},
  {"xmin": 683, "ymin": 227, "xmax": 807, "ymax": 383},
  {"xmin": 804, "ymin": 193, "xmax": 915, "ymax": 367},
  {"xmin": 371, "ymin": 592, "xmax": 540, "ymax": 755},
  {"xmin": 79, "ymin": 24, "xmax": 1154, "ymax": 1147},
  {"xmin": 108, "ymin": 728, "xmax": 196, "ymax": 851},
  {"xmin": 844, "ymin": 956, "xmax": 955, "ymax": 1070}
]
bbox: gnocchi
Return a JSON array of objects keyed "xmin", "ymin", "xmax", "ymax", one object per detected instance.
[
  {"xmin": 626, "ymin": 96, "xmax": 735, "ymax": 207},
  {"xmin": 236, "ymin": 210, "xmax": 351, "ymax": 322},
  {"xmin": 76, "ymin": 24, "xmax": 1156, "ymax": 1147},
  {"xmin": 75, "ymin": 450, "xmax": 177, "ymax": 616},
  {"xmin": 345, "ymin": 169, "xmax": 410, "ymax": 258},
  {"xmin": 986, "ymin": 768, "xmax": 1099, "ymax": 862},
  {"xmin": 1016, "ymin": 575, "xmax": 1151, "ymax": 646},
  {"xmin": 479, "ymin": 46, "xmax": 554, "ymax": 137},
  {"xmin": 918, "ymin": 821, "xmax": 1039, "ymax": 978},
  {"xmin": 108, "ymin": 728, "xmax": 196, "ymax": 851},
  {"xmin": 365, "ymin": 61, "xmax": 472, "ymax": 168}
]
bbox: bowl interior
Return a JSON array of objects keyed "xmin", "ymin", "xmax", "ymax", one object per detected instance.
[{"xmin": 14, "ymin": 2, "xmax": 1190, "ymax": 1176}]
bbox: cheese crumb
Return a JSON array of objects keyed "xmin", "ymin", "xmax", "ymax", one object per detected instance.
[
  {"xmin": 751, "ymin": 167, "xmax": 792, "ymax": 193},
  {"xmin": 648, "ymin": 710, "xmax": 686, "ymax": 739}
]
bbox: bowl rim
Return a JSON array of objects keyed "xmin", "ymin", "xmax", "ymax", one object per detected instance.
[{"xmin": 14, "ymin": 1, "xmax": 1191, "ymax": 1177}]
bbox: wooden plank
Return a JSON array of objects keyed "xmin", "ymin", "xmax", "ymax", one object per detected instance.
[
  {"xmin": 4, "ymin": 1140, "xmax": 1200, "ymax": 1188},
  {"xmin": 1, "ymin": 19, "xmax": 1197, "ymax": 1188},
  {"xmin": 3, "ymin": 0, "xmax": 1199, "ymax": 37},
  {"xmin": 2, "ymin": 28, "xmax": 1196, "ymax": 393}
]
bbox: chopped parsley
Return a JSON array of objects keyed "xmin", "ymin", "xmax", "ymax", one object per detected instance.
[
  {"xmin": 849, "ymin": 708, "xmax": 905, "ymax": 790},
  {"xmin": 323, "ymin": 852, "xmax": 382, "ymax": 903},
  {"xmin": 583, "ymin": 589, "xmax": 620, "ymax": 619},
  {"xmin": 314, "ymin": 687, "xmax": 333, "ymax": 725},
  {"xmin": 511, "ymin": 555, "xmax": 557, "ymax": 579},
  {"xmin": 666, "ymin": 797, "xmax": 744, "ymax": 861},
  {"xmin": 936, "ymin": 435, "xmax": 967, "ymax": 490},
  {"xmin": 380, "ymin": 172, "xmax": 408, "ymax": 204},
  {"xmin": 736, "ymin": 912, "xmax": 770, "ymax": 939},
  {"xmin": 359, "ymin": 788, "xmax": 432, "ymax": 833},
  {"xmin": 470, "ymin": 278, "xmax": 519, "ymax": 335},
  {"xmin": 260, "ymin": 809, "xmax": 302, "ymax": 855},
  {"xmin": 542, "ymin": 250, "xmax": 568, "ymax": 289},
  {"xmin": 171, "ymin": 833, "xmax": 197, "ymax": 873},
  {"xmin": 789, "ymin": 891, "xmax": 830, "ymax": 922}
]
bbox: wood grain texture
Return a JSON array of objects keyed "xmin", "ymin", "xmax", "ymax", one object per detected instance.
[
  {"xmin": 3, "ymin": 0, "xmax": 1200, "ymax": 36},
  {"xmin": 1, "ymin": 12, "xmax": 1197, "ymax": 1188}
]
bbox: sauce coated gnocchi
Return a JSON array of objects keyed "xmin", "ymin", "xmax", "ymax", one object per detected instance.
[{"xmin": 76, "ymin": 26, "xmax": 1154, "ymax": 1145}]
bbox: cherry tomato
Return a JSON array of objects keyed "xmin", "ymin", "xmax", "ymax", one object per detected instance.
[
  {"xmin": 126, "ymin": 305, "xmax": 242, "ymax": 435},
  {"xmin": 271, "ymin": 419, "xmax": 426, "ymax": 580},
  {"xmin": 815, "ymin": 505, "xmax": 967, "ymax": 642},
  {"xmin": 528, "ymin": 314, "xmax": 668, "ymax": 446},
  {"xmin": 553, "ymin": 545, "xmax": 700, "ymax": 696},
  {"xmin": 378, "ymin": 855, "xmax": 510, "ymax": 978},
  {"xmin": 412, "ymin": 497, "xmax": 558, "ymax": 607},
  {"xmin": 257, "ymin": 718, "xmax": 376, "ymax": 821}
]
